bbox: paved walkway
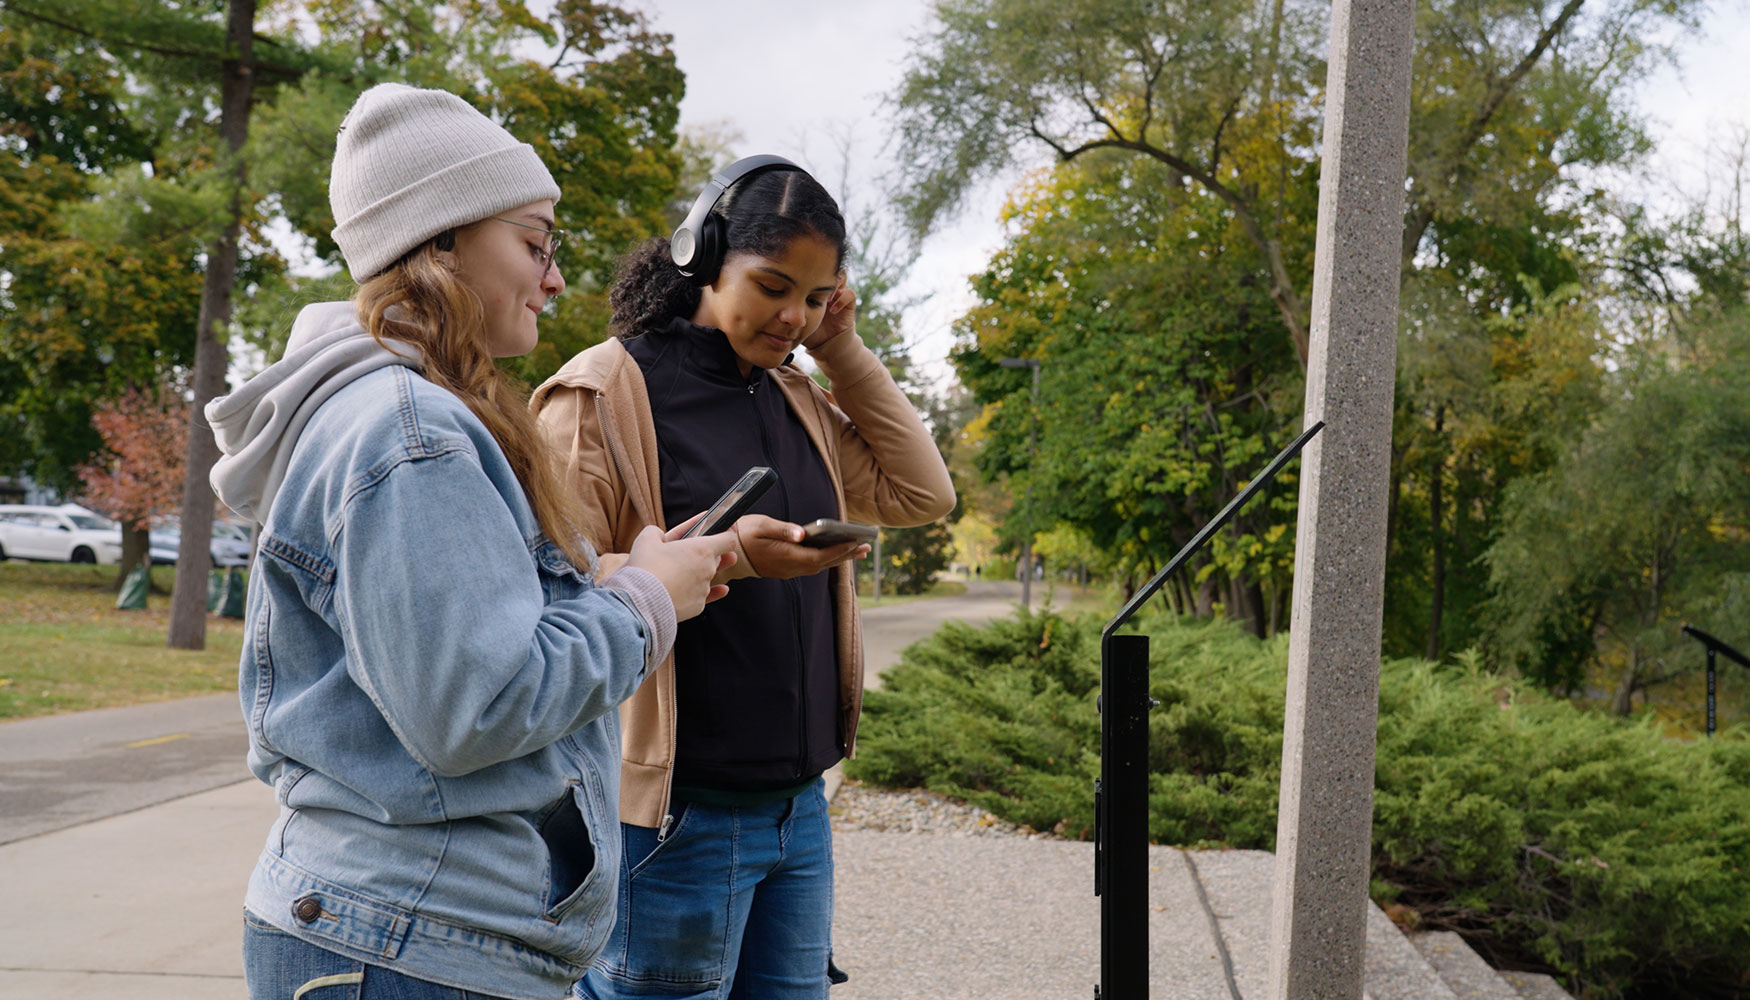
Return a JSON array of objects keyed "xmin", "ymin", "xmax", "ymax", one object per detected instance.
[
  {"xmin": 859, "ymin": 577, "xmax": 1041, "ymax": 689},
  {"xmin": 0, "ymin": 772, "xmax": 1448, "ymax": 1000}
]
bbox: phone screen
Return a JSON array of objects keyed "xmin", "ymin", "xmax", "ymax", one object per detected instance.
[
  {"xmin": 682, "ymin": 467, "xmax": 777, "ymax": 538},
  {"xmin": 799, "ymin": 518, "xmax": 879, "ymax": 547}
]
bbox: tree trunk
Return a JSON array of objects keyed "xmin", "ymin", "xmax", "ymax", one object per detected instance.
[
  {"xmin": 1609, "ymin": 660, "xmax": 1638, "ymax": 716},
  {"xmin": 1226, "ymin": 575, "xmax": 1246, "ymax": 631},
  {"xmin": 113, "ymin": 522, "xmax": 152, "ymax": 591},
  {"xmin": 1195, "ymin": 574, "xmax": 1216, "ymax": 617},
  {"xmin": 1269, "ymin": 579, "xmax": 1289, "ymax": 638},
  {"xmin": 168, "ymin": 0, "xmax": 255, "ymax": 650},
  {"xmin": 1244, "ymin": 578, "xmax": 1267, "ymax": 639},
  {"xmin": 1425, "ymin": 405, "xmax": 1446, "ymax": 662}
]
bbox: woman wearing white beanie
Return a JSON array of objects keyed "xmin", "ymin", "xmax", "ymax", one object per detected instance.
[{"xmin": 206, "ymin": 83, "xmax": 740, "ymax": 999}]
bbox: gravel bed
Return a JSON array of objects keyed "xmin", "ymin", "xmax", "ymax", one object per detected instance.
[{"xmin": 828, "ymin": 782, "xmax": 1061, "ymax": 839}]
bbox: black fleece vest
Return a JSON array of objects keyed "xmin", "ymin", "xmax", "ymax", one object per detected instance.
[{"xmin": 625, "ymin": 318, "xmax": 843, "ymax": 790}]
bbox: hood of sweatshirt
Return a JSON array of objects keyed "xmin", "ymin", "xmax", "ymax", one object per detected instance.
[{"xmin": 206, "ymin": 300, "xmax": 423, "ymax": 522}]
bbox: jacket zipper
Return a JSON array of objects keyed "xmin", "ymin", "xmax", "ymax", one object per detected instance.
[{"xmin": 749, "ymin": 380, "xmax": 811, "ymax": 779}]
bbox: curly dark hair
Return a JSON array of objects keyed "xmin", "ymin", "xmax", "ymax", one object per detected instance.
[{"xmin": 609, "ymin": 167, "xmax": 848, "ymax": 338}]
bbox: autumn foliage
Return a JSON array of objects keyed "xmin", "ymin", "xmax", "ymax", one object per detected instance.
[{"xmin": 76, "ymin": 380, "xmax": 188, "ymax": 532}]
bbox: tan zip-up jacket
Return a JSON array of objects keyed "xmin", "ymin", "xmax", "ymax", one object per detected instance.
[{"xmin": 530, "ymin": 328, "xmax": 955, "ymax": 829}]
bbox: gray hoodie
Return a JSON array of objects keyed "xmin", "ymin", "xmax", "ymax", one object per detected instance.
[{"xmin": 206, "ymin": 300, "xmax": 421, "ymax": 522}]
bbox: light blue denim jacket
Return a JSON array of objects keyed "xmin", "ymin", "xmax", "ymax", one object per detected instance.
[{"xmin": 206, "ymin": 302, "xmax": 675, "ymax": 998}]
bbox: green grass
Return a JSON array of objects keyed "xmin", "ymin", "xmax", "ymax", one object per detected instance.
[
  {"xmin": 0, "ymin": 562, "xmax": 242, "ymax": 720},
  {"xmin": 1034, "ymin": 581, "xmax": 1115, "ymax": 616},
  {"xmin": 854, "ymin": 577, "xmax": 968, "ymax": 607}
]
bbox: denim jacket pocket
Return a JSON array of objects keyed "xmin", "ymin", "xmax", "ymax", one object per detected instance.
[{"xmin": 538, "ymin": 781, "xmax": 612, "ymax": 926}]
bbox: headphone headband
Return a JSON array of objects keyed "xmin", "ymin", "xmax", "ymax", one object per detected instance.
[{"xmin": 670, "ymin": 153, "xmax": 803, "ymax": 284}]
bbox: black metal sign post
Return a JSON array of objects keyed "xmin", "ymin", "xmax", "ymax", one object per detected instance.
[
  {"xmin": 1095, "ymin": 630, "xmax": 1150, "ymax": 998},
  {"xmin": 1680, "ymin": 625, "xmax": 1750, "ymax": 737},
  {"xmin": 1094, "ymin": 421, "xmax": 1323, "ymax": 1000}
]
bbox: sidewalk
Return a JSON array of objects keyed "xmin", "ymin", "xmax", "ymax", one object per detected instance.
[{"xmin": 0, "ymin": 769, "xmax": 1461, "ymax": 1000}]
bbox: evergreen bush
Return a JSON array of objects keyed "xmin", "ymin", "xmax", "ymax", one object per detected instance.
[{"xmin": 847, "ymin": 610, "xmax": 1750, "ymax": 997}]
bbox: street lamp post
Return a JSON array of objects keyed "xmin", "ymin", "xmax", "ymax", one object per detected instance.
[{"xmin": 998, "ymin": 356, "xmax": 1041, "ymax": 611}]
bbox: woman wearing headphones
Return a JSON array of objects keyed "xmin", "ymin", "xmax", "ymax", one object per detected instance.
[{"xmin": 532, "ymin": 157, "xmax": 955, "ymax": 999}]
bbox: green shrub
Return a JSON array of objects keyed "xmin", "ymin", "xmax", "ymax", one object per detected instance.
[
  {"xmin": 847, "ymin": 609, "xmax": 1750, "ymax": 998},
  {"xmin": 1373, "ymin": 657, "xmax": 1750, "ymax": 998}
]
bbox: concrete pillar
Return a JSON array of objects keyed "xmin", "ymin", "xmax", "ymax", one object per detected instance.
[{"xmin": 1266, "ymin": 0, "xmax": 1414, "ymax": 997}]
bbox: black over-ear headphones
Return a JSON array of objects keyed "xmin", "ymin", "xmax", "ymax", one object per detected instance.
[{"xmin": 670, "ymin": 153, "xmax": 803, "ymax": 286}]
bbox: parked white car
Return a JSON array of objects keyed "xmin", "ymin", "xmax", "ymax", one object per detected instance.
[
  {"xmin": 148, "ymin": 517, "xmax": 253, "ymax": 568},
  {"xmin": 0, "ymin": 505, "xmax": 125, "ymax": 565}
]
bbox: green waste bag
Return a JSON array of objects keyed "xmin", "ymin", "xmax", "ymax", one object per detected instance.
[
  {"xmin": 207, "ymin": 569, "xmax": 224, "ymax": 611},
  {"xmin": 117, "ymin": 563, "xmax": 149, "ymax": 610},
  {"xmin": 218, "ymin": 567, "xmax": 246, "ymax": 618}
]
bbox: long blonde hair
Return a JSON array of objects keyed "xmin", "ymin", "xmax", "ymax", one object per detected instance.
[{"xmin": 354, "ymin": 240, "xmax": 589, "ymax": 568}]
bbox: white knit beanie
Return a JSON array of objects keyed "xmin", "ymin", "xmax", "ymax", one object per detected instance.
[{"xmin": 330, "ymin": 83, "xmax": 561, "ymax": 282}]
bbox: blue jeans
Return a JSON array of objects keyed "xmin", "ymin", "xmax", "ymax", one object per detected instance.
[
  {"xmin": 576, "ymin": 780, "xmax": 836, "ymax": 999},
  {"xmin": 243, "ymin": 911, "xmax": 506, "ymax": 999}
]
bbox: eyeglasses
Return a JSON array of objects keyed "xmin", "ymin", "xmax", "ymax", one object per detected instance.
[{"xmin": 489, "ymin": 216, "xmax": 565, "ymax": 279}]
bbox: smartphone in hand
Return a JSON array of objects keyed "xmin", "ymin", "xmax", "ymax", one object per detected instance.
[
  {"xmin": 798, "ymin": 518, "xmax": 878, "ymax": 547},
  {"xmin": 681, "ymin": 467, "xmax": 778, "ymax": 538}
]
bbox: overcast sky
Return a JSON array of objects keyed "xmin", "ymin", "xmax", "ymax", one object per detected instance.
[{"xmin": 642, "ymin": 0, "xmax": 1750, "ymax": 386}]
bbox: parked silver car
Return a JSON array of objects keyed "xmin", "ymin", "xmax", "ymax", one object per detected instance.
[
  {"xmin": 0, "ymin": 505, "xmax": 125, "ymax": 565},
  {"xmin": 148, "ymin": 517, "xmax": 253, "ymax": 568}
]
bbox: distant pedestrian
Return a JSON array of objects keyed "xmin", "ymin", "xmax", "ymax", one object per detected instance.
[
  {"xmin": 532, "ymin": 155, "xmax": 954, "ymax": 998},
  {"xmin": 205, "ymin": 83, "xmax": 736, "ymax": 1000}
]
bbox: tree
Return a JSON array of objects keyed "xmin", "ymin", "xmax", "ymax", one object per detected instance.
[
  {"xmin": 952, "ymin": 152, "xmax": 1302, "ymax": 634},
  {"xmin": 0, "ymin": 12, "xmax": 202, "ymax": 493},
  {"xmin": 165, "ymin": 0, "xmax": 258, "ymax": 648},
  {"xmin": 1383, "ymin": 273, "xmax": 1609, "ymax": 659},
  {"xmin": 893, "ymin": 0, "xmax": 1702, "ymax": 650},
  {"xmin": 75, "ymin": 379, "xmax": 189, "ymax": 583},
  {"xmin": 0, "ymin": 0, "xmax": 330, "ymax": 646},
  {"xmin": 1484, "ymin": 316, "xmax": 1750, "ymax": 713},
  {"xmin": 893, "ymin": 0, "xmax": 1697, "ymax": 365},
  {"xmin": 488, "ymin": 0, "xmax": 685, "ymax": 384},
  {"xmin": 892, "ymin": 0, "xmax": 1326, "ymax": 362},
  {"xmin": 1482, "ymin": 162, "xmax": 1750, "ymax": 711},
  {"xmin": 879, "ymin": 520, "xmax": 953, "ymax": 595}
]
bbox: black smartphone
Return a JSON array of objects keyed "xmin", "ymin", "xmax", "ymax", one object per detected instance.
[
  {"xmin": 681, "ymin": 467, "xmax": 778, "ymax": 538},
  {"xmin": 799, "ymin": 518, "xmax": 879, "ymax": 547}
]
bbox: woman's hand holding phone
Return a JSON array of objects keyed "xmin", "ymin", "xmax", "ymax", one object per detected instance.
[
  {"xmin": 625, "ymin": 521, "xmax": 738, "ymax": 621},
  {"xmin": 732, "ymin": 513, "xmax": 869, "ymax": 579}
]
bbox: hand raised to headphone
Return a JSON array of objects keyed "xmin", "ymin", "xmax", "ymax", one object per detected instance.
[{"xmin": 802, "ymin": 272, "xmax": 856, "ymax": 350}]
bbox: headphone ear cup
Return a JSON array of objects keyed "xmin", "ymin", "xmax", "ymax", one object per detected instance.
[
  {"xmin": 669, "ymin": 222, "xmax": 699, "ymax": 274},
  {"xmin": 687, "ymin": 214, "xmax": 727, "ymax": 287}
]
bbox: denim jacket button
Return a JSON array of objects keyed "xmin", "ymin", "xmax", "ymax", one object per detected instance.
[{"xmin": 291, "ymin": 895, "xmax": 323, "ymax": 923}]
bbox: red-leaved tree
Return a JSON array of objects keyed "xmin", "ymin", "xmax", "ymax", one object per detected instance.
[{"xmin": 76, "ymin": 379, "xmax": 188, "ymax": 585}]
